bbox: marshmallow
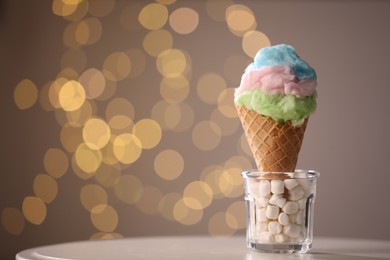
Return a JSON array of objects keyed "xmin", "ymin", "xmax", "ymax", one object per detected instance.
[
  {"xmin": 257, "ymin": 196, "xmax": 269, "ymax": 208},
  {"xmin": 259, "ymin": 180, "xmax": 271, "ymax": 197},
  {"xmin": 283, "ymin": 201, "xmax": 299, "ymax": 214},
  {"xmin": 278, "ymin": 212, "xmax": 289, "ymax": 226},
  {"xmin": 271, "ymin": 180, "xmax": 284, "ymax": 195},
  {"xmin": 274, "ymin": 234, "xmax": 288, "ymax": 243},
  {"xmin": 295, "ymin": 210, "xmax": 305, "ymax": 225},
  {"xmin": 268, "ymin": 221, "xmax": 282, "ymax": 234},
  {"xmin": 297, "ymin": 179, "xmax": 311, "ymax": 194},
  {"xmin": 297, "ymin": 198, "xmax": 306, "ymax": 209},
  {"xmin": 283, "ymin": 224, "xmax": 301, "ymax": 238},
  {"xmin": 288, "ymin": 186, "xmax": 304, "ymax": 201},
  {"xmin": 256, "ymin": 222, "xmax": 268, "ymax": 233},
  {"xmin": 259, "ymin": 232, "xmax": 274, "ymax": 242},
  {"xmin": 284, "ymin": 179, "xmax": 299, "ymax": 190},
  {"xmin": 257, "ymin": 208, "xmax": 267, "ymax": 222},
  {"xmin": 249, "ymin": 181, "xmax": 261, "ymax": 198},
  {"xmin": 269, "ymin": 194, "xmax": 286, "ymax": 208},
  {"xmin": 266, "ymin": 205, "xmax": 279, "ymax": 219}
]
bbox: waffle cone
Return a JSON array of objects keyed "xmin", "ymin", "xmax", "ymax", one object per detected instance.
[{"xmin": 235, "ymin": 104, "xmax": 308, "ymax": 172}]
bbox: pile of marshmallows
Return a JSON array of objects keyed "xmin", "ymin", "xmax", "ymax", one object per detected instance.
[{"xmin": 250, "ymin": 177, "xmax": 310, "ymax": 243}]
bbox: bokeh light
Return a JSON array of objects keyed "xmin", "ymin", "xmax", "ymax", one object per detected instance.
[
  {"xmin": 196, "ymin": 73, "xmax": 227, "ymax": 105},
  {"xmin": 156, "ymin": 49, "xmax": 188, "ymax": 77},
  {"xmin": 158, "ymin": 193, "xmax": 181, "ymax": 221},
  {"xmin": 59, "ymin": 80, "xmax": 86, "ymax": 111},
  {"xmin": 138, "ymin": 3, "xmax": 168, "ymax": 30},
  {"xmin": 80, "ymin": 184, "xmax": 108, "ymax": 211},
  {"xmin": 183, "ymin": 181, "xmax": 213, "ymax": 210},
  {"xmin": 173, "ymin": 199, "xmax": 203, "ymax": 225},
  {"xmin": 114, "ymin": 174, "xmax": 144, "ymax": 204},
  {"xmin": 74, "ymin": 143, "xmax": 102, "ymax": 173},
  {"xmin": 160, "ymin": 75, "xmax": 190, "ymax": 103},
  {"xmin": 226, "ymin": 4, "xmax": 256, "ymax": 36},
  {"xmin": 133, "ymin": 119, "xmax": 162, "ymax": 149},
  {"xmin": 82, "ymin": 118, "xmax": 111, "ymax": 150},
  {"xmin": 154, "ymin": 149, "xmax": 184, "ymax": 180},
  {"xmin": 79, "ymin": 68, "xmax": 106, "ymax": 99},
  {"xmin": 90, "ymin": 204, "xmax": 118, "ymax": 232},
  {"xmin": 102, "ymin": 52, "xmax": 131, "ymax": 82},
  {"xmin": 22, "ymin": 196, "xmax": 47, "ymax": 225},
  {"xmin": 143, "ymin": 29, "xmax": 173, "ymax": 57},
  {"xmin": 75, "ymin": 17, "xmax": 102, "ymax": 45},
  {"xmin": 135, "ymin": 186, "xmax": 162, "ymax": 215},
  {"xmin": 169, "ymin": 7, "xmax": 199, "ymax": 35},
  {"xmin": 112, "ymin": 133, "xmax": 142, "ymax": 164},
  {"xmin": 13, "ymin": 79, "xmax": 38, "ymax": 110},
  {"xmin": 33, "ymin": 174, "xmax": 58, "ymax": 204},
  {"xmin": 1, "ymin": 208, "xmax": 25, "ymax": 235},
  {"xmin": 192, "ymin": 121, "xmax": 221, "ymax": 151},
  {"xmin": 242, "ymin": 30, "xmax": 271, "ymax": 58},
  {"xmin": 44, "ymin": 148, "xmax": 69, "ymax": 178}
]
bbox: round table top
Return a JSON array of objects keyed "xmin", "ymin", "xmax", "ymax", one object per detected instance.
[{"xmin": 16, "ymin": 236, "xmax": 390, "ymax": 260}]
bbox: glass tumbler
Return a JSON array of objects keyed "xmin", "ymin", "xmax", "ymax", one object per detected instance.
[{"xmin": 242, "ymin": 170, "xmax": 319, "ymax": 254}]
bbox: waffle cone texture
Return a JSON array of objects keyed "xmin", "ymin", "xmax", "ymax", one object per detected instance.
[{"xmin": 235, "ymin": 104, "xmax": 308, "ymax": 172}]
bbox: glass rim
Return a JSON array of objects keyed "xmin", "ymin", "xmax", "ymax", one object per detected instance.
[{"xmin": 241, "ymin": 169, "xmax": 320, "ymax": 179}]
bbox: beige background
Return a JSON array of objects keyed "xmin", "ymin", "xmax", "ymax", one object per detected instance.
[{"xmin": 1, "ymin": 0, "xmax": 390, "ymax": 259}]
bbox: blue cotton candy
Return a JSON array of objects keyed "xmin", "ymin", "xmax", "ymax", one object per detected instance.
[{"xmin": 253, "ymin": 44, "xmax": 317, "ymax": 80}]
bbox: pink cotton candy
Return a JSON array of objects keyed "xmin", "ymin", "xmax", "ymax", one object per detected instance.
[{"xmin": 236, "ymin": 65, "xmax": 317, "ymax": 98}]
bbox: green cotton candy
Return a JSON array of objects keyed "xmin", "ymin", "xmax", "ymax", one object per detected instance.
[{"xmin": 235, "ymin": 89, "xmax": 317, "ymax": 126}]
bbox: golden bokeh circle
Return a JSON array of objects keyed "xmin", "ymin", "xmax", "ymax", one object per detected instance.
[
  {"xmin": 173, "ymin": 199, "xmax": 203, "ymax": 225},
  {"xmin": 135, "ymin": 186, "xmax": 162, "ymax": 215},
  {"xmin": 183, "ymin": 181, "xmax": 213, "ymax": 210},
  {"xmin": 143, "ymin": 29, "xmax": 173, "ymax": 57},
  {"xmin": 196, "ymin": 73, "xmax": 227, "ymax": 105},
  {"xmin": 1, "ymin": 208, "xmax": 25, "ymax": 236},
  {"xmin": 44, "ymin": 148, "xmax": 69, "ymax": 178},
  {"xmin": 33, "ymin": 174, "xmax": 58, "ymax": 204},
  {"xmin": 154, "ymin": 149, "xmax": 184, "ymax": 180},
  {"xmin": 114, "ymin": 174, "xmax": 144, "ymax": 204},
  {"xmin": 160, "ymin": 75, "xmax": 190, "ymax": 103},
  {"xmin": 112, "ymin": 133, "xmax": 142, "ymax": 165},
  {"xmin": 158, "ymin": 192, "xmax": 181, "ymax": 221},
  {"xmin": 105, "ymin": 97, "xmax": 135, "ymax": 121},
  {"xmin": 94, "ymin": 163, "xmax": 122, "ymax": 188},
  {"xmin": 82, "ymin": 118, "xmax": 111, "ymax": 150},
  {"xmin": 133, "ymin": 119, "xmax": 162, "ymax": 150},
  {"xmin": 75, "ymin": 17, "xmax": 102, "ymax": 45},
  {"xmin": 226, "ymin": 201, "xmax": 246, "ymax": 229},
  {"xmin": 79, "ymin": 68, "xmax": 106, "ymax": 99},
  {"xmin": 80, "ymin": 184, "xmax": 108, "ymax": 211},
  {"xmin": 74, "ymin": 143, "xmax": 103, "ymax": 173},
  {"xmin": 60, "ymin": 123, "xmax": 83, "ymax": 153},
  {"xmin": 22, "ymin": 196, "xmax": 47, "ymax": 225},
  {"xmin": 59, "ymin": 80, "xmax": 86, "ymax": 111},
  {"xmin": 226, "ymin": 4, "xmax": 256, "ymax": 36},
  {"xmin": 13, "ymin": 79, "xmax": 38, "ymax": 110},
  {"xmin": 156, "ymin": 49, "xmax": 187, "ymax": 77},
  {"xmin": 242, "ymin": 30, "xmax": 271, "ymax": 58},
  {"xmin": 138, "ymin": 3, "xmax": 168, "ymax": 30},
  {"xmin": 102, "ymin": 52, "xmax": 131, "ymax": 82},
  {"xmin": 192, "ymin": 121, "xmax": 222, "ymax": 151},
  {"xmin": 90, "ymin": 204, "xmax": 118, "ymax": 232},
  {"xmin": 217, "ymin": 88, "xmax": 237, "ymax": 119},
  {"xmin": 169, "ymin": 7, "xmax": 199, "ymax": 35}
]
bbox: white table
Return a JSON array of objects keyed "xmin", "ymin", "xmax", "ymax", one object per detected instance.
[{"xmin": 16, "ymin": 236, "xmax": 390, "ymax": 260}]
